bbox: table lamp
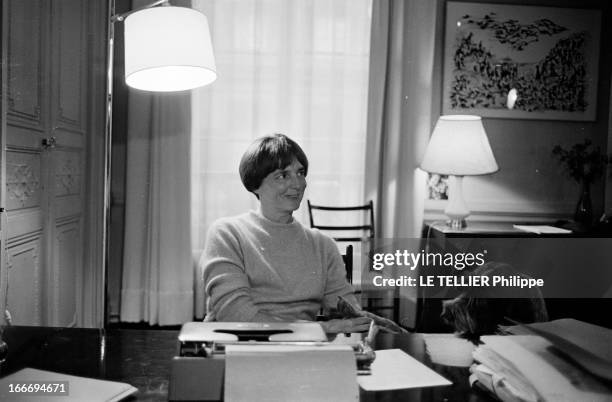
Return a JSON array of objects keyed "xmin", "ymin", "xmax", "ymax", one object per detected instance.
[{"xmin": 420, "ymin": 115, "xmax": 498, "ymax": 229}]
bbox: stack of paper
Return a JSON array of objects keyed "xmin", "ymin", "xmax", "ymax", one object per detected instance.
[
  {"xmin": 471, "ymin": 319, "xmax": 612, "ymax": 402},
  {"xmin": 500, "ymin": 318, "xmax": 612, "ymax": 362},
  {"xmin": 0, "ymin": 368, "xmax": 137, "ymax": 401}
]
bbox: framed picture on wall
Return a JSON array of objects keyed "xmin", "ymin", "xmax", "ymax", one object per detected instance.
[{"xmin": 443, "ymin": 2, "xmax": 601, "ymax": 121}]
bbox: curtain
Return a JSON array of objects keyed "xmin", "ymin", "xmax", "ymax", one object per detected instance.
[
  {"xmin": 364, "ymin": 0, "xmax": 438, "ymax": 327},
  {"xmin": 120, "ymin": 91, "xmax": 194, "ymax": 325},
  {"xmin": 191, "ymin": 0, "xmax": 373, "ymax": 318}
]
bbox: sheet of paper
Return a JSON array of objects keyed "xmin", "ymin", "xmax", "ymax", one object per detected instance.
[
  {"xmin": 224, "ymin": 344, "xmax": 358, "ymax": 402},
  {"xmin": 0, "ymin": 368, "xmax": 137, "ymax": 402},
  {"xmin": 513, "ymin": 225, "xmax": 572, "ymax": 234},
  {"xmin": 357, "ymin": 349, "xmax": 451, "ymax": 391},
  {"xmin": 501, "ymin": 318, "xmax": 612, "ymax": 362},
  {"xmin": 423, "ymin": 333, "xmax": 475, "ymax": 367}
]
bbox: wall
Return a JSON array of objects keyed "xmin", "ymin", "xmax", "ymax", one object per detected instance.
[{"xmin": 426, "ymin": 0, "xmax": 612, "ymax": 223}]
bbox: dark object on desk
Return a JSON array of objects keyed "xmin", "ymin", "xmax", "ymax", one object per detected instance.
[
  {"xmin": 0, "ymin": 326, "xmax": 104, "ymax": 378},
  {"xmin": 441, "ymin": 262, "xmax": 548, "ymax": 341},
  {"xmin": 556, "ymin": 214, "xmax": 612, "ymax": 236}
]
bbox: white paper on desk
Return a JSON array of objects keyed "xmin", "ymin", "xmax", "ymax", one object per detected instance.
[
  {"xmin": 0, "ymin": 368, "xmax": 137, "ymax": 401},
  {"xmin": 423, "ymin": 333, "xmax": 475, "ymax": 367},
  {"xmin": 225, "ymin": 344, "xmax": 358, "ymax": 402},
  {"xmin": 357, "ymin": 349, "xmax": 451, "ymax": 391},
  {"xmin": 513, "ymin": 225, "xmax": 572, "ymax": 234}
]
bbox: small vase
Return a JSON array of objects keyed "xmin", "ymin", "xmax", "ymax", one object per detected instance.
[{"xmin": 574, "ymin": 179, "xmax": 593, "ymax": 227}]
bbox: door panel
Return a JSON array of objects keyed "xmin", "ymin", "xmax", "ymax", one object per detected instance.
[
  {"xmin": 6, "ymin": 236, "xmax": 43, "ymax": 325},
  {"xmin": 7, "ymin": 0, "xmax": 46, "ymax": 131},
  {"xmin": 5, "ymin": 149, "xmax": 41, "ymax": 210},
  {"xmin": 6, "ymin": 125, "xmax": 44, "ymax": 150},
  {"xmin": 53, "ymin": 219, "xmax": 80, "ymax": 326},
  {"xmin": 53, "ymin": 149, "xmax": 81, "ymax": 199},
  {"xmin": 50, "ymin": 148, "xmax": 82, "ymax": 326},
  {"xmin": 53, "ymin": 0, "xmax": 85, "ymax": 134}
]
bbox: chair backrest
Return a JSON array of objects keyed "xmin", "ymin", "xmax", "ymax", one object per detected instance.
[
  {"xmin": 342, "ymin": 245, "xmax": 353, "ymax": 283},
  {"xmin": 307, "ymin": 200, "xmax": 375, "ymax": 242}
]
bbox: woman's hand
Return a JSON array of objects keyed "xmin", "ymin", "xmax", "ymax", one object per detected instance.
[
  {"xmin": 337, "ymin": 295, "xmax": 408, "ymax": 334},
  {"xmin": 319, "ymin": 317, "xmax": 372, "ymax": 334}
]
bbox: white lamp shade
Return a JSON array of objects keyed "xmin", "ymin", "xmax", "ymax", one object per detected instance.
[
  {"xmin": 124, "ymin": 6, "xmax": 217, "ymax": 92},
  {"xmin": 420, "ymin": 115, "xmax": 498, "ymax": 176}
]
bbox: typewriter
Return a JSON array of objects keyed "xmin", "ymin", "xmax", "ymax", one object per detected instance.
[{"xmin": 169, "ymin": 322, "xmax": 375, "ymax": 401}]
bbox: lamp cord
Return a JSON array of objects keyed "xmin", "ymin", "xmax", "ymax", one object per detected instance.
[{"xmin": 425, "ymin": 220, "xmax": 445, "ymax": 254}]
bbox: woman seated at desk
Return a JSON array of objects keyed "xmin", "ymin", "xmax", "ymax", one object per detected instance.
[{"xmin": 202, "ymin": 134, "xmax": 371, "ymax": 333}]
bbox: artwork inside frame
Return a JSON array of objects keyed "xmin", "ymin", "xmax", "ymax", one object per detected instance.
[{"xmin": 443, "ymin": 2, "xmax": 601, "ymax": 121}]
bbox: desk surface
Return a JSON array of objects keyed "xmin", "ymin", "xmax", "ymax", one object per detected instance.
[
  {"xmin": 0, "ymin": 326, "xmax": 493, "ymax": 401},
  {"xmin": 424, "ymin": 220, "xmax": 579, "ymax": 237}
]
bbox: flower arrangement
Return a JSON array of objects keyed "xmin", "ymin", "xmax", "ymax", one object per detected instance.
[{"xmin": 552, "ymin": 139, "xmax": 610, "ymax": 184}]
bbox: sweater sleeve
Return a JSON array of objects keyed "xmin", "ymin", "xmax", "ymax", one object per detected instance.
[
  {"xmin": 320, "ymin": 235, "xmax": 361, "ymax": 311},
  {"xmin": 202, "ymin": 220, "xmax": 285, "ymax": 322}
]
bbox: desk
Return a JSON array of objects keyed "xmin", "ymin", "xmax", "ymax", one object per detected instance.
[
  {"xmin": 421, "ymin": 221, "xmax": 612, "ymax": 330},
  {"xmin": 423, "ymin": 220, "xmax": 586, "ymax": 242},
  {"xmin": 0, "ymin": 326, "xmax": 494, "ymax": 401}
]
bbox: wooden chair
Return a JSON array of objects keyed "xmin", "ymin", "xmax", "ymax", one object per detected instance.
[
  {"xmin": 316, "ymin": 244, "xmax": 353, "ymax": 321},
  {"xmin": 307, "ymin": 200, "xmax": 375, "ymax": 242},
  {"xmin": 342, "ymin": 245, "xmax": 354, "ymax": 283},
  {"xmin": 307, "ymin": 200, "xmax": 398, "ymax": 322}
]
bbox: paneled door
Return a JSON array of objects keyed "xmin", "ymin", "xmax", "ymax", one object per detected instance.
[
  {"xmin": 3, "ymin": 0, "xmax": 91, "ymax": 326},
  {"xmin": 4, "ymin": 0, "xmax": 48, "ymax": 326}
]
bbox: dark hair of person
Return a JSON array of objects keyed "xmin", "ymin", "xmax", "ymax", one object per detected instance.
[{"xmin": 239, "ymin": 134, "xmax": 309, "ymax": 197}]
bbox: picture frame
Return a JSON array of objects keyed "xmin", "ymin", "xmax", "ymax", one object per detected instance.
[{"xmin": 443, "ymin": 2, "xmax": 601, "ymax": 121}]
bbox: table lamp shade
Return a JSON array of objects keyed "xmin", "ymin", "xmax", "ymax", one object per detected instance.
[
  {"xmin": 420, "ymin": 115, "xmax": 498, "ymax": 176},
  {"xmin": 124, "ymin": 6, "xmax": 217, "ymax": 92}
]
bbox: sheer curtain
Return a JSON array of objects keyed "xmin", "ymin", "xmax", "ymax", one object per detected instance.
[
  {"xmin": 191, "ymin": 0, "xmax": 373, "ymax": 318},
  {"xmin": 121, "ymin": 92, "xmax": 194, "ymax": 325}
]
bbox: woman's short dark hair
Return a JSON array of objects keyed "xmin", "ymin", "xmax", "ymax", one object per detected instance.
[{"xmin": 239, "ymin": 134, "xmax": 309, "ymax": 196}]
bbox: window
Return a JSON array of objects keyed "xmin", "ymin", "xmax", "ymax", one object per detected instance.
[{"xmin": 191, "ymin": 0, "xmax": 373, "ymax": 254}]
